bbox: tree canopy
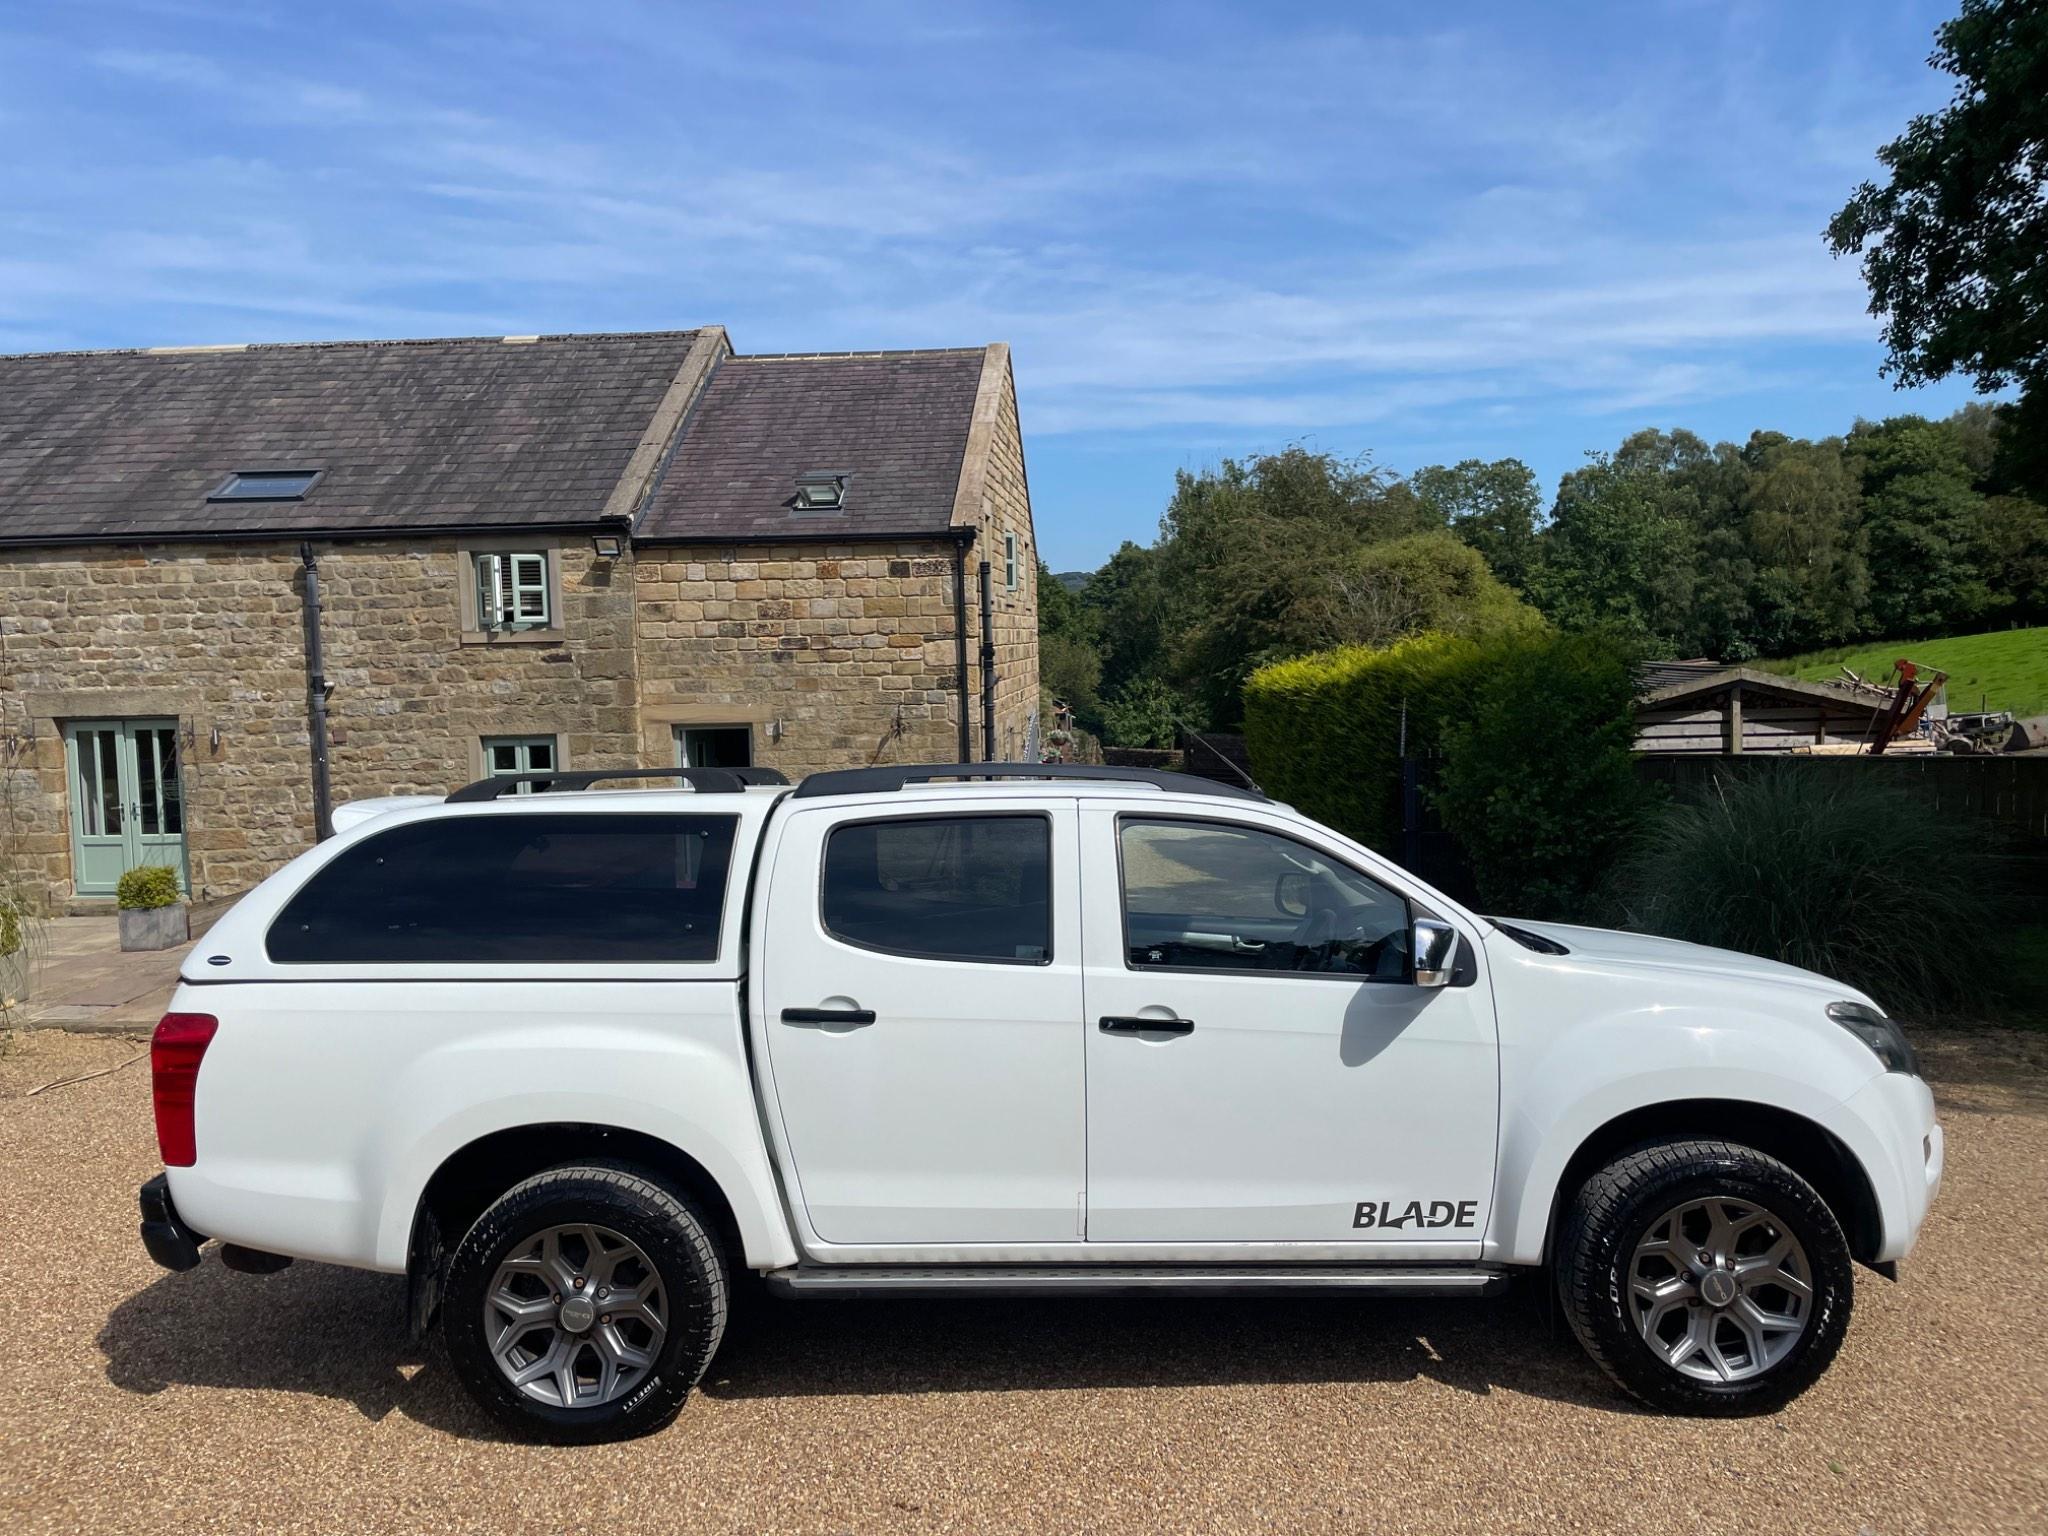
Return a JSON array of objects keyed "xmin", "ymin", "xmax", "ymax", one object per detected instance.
[{"xmin": 1826, "ymin": 0, "xmax": 2048, "ymax": 400}]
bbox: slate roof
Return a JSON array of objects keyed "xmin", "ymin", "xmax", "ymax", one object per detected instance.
[
  {"xmin": 0, "ymin": 332, "xmax": 701, "ymax": 545},
  {"xmin": 637, "ymin": 350, "xmax": 985, "ymax": 541}
]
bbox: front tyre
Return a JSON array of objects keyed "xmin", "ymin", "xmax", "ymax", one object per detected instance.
[
  {"xmin": 1556, "ymin": 1139, "xmax": 1852, "ymax": 1415},
  {"xmin": 444, "ymin": 1164, "xmax": 728, "ymax": 1443}
]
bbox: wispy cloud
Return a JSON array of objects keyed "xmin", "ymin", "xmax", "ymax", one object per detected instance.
[{"xmin": 1, "ymin": 0, "xmax": 1985, "ymax": 559}]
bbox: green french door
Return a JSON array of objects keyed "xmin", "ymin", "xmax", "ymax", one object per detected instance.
[{"xmin": 64, "ymin": 720, "xmax": 189, "ymax": 897}]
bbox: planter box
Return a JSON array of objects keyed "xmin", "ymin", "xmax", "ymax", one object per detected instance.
[{"xmin": 119, "ymin": 904, "xmax": 189, "ymax": 952}]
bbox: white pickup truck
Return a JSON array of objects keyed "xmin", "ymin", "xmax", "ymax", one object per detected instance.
[{"xmin": 138, "ymin": 762, "xmax": 1943, "ymax": 1442}]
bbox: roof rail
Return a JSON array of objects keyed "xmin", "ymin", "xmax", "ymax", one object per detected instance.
[
  {"xmin": 791, "ymin": 762, "xmax": 1266, "ymax": 802},
  {"xmin": 446, "ymin": 766, "xmax": 789, "ymax": 803}
]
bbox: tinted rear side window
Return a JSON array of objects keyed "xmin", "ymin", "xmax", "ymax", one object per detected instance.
[
  {"xmin": 268, "ymin": 813, "xmax": 738, "ymax": 964},
  {"xmin": 821, "ymin": 815, "xmax": 1050, "ymax": 963}
]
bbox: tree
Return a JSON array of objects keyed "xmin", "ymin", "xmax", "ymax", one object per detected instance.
[
  {"xmin": 1309, "ymin": 531, "xmax": 1545, "ymax": 651},
  {"xmin": 1530, "ymin": 450, "xmax": 1701, "ymax": 650},
  {"xmin": 1740, "ymin": 433, "xmax": 1872, "ymax": 651},
  {"xmin": 1156, "ymin": 447, "xmax": 1431, "ymax": 727},
  {"xmin": 1827, "ymin": 0, "xmax": 2048, "ymax": 396},
  {"xmin": 1100, "ymin": 678, "xmax": 1186, "ymax": 749},
  {"xmin": 1076, "ymin": 541, "xmax": 1172, "ymax": 709},
  {"xmin": 1827, "ymin": 0, "xmax": 2048, "ymax": 500},
  {"xmin": 1035, "ymin": 559, "xmax": 1104, "ymax": 730},
  {"xmin": 1848, "ymin": 415, "xmax": 1999, "ymax": 634},
  {"xmin": 1408, "ymin": 459, "xmax": 1542, "ymax": 589}
]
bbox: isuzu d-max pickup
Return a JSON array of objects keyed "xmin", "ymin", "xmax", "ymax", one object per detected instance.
[{"xmin": 137, "ymin": 762, "xmax": 1943, "ymax": 1441}]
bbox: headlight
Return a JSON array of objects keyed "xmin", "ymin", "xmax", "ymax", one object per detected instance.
[{"xmin": 1827, "ymin": 1001, "xmax": 1919, "ymax": 1076}]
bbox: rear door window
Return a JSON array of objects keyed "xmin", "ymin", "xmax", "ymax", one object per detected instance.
[
  {"xmin": 268, "ymin": 813, "xmax": 737, "ymax": 964},
  {"xmin": 820, "ymin": 814, "xmax": 1050, "ymax": 963}
]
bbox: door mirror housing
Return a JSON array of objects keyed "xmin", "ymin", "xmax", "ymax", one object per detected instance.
[
  {"xmin": 1273, "ymin": 870, "xmax": 1312, "ymax": 917},
  {"xmin": 1413, "ymin": 918, "xmax": 1457, "ymax": 987}
]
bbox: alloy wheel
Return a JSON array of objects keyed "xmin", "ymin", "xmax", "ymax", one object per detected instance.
[
  {"xmin": 1628, "ymin": 1197, "xmax": 1811, "ymax": 1384},
  {"xmin": 484, "ymin": 1223, "xmax": 668, "ymax": 1409}
]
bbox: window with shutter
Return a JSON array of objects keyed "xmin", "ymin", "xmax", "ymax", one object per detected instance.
[
  {"xmin": 509, "ymin": 553, "xmax": 550, "ymax": 628},
  {"xmin": 471, "ymin": 550, "xmax": 553, "ymax": 632}
]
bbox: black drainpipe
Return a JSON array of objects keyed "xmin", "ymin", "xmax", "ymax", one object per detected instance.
[
  {"xmin": 978, "ymin": 558, "xmax": 997, "ymax": 763},
  {"xmin": 299, "ymin": 542, "xmax": 335, "ymax": 841},
  {"xmin": 951, "ymin": 531, "xmax": 975, "ymax": 764}
]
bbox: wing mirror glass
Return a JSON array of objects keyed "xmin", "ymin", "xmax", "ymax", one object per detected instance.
[
  {"xmin": 1413, "ymin": 918, "xmax": 1457, "ymax": 988},
  {"xmin": 1274, "ymin": 870, "xmax": 1312, "ymax": 917}
]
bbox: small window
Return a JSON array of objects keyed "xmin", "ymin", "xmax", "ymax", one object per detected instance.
[
  {"xmin": 1119, "ymin": 818, "xmax": 1410, "ymax": 979},
  {"xmin": 209, "ymin": 469, "xmax": 320, "ymax": 501},
  {"xmin": 1003, "ymin": 532, "xmax": 1019, "ymax": 592},
  {"xmin": 792, "ymin": 469, "xmax": 850, "ymax": 512},
  {"xmin": 676, "ymin": 725, "xmax": 752, "ymax": 769},
  {"xmin": 268, "ymin": 813, "xmax": 739, "ymax": 964},
  {"xmin": 822, "ymin": 815, "xmax": 1050, "ymax": 963},
  {"xmin": 474, "ymin": 551, "xmax": 552, "ymax": 631},
  {"xmin": 484, "ymin": 735, "xmax": 557, "ymax": 793}
]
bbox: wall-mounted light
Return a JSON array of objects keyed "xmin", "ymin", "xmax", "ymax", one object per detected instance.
[
  {"xmin": 591, "ymin": 534, "xmax": 624, "ymax": 559},
  {"xmin": 767, "ymin": 719, "xmax": 785, "ymax": 744},
  {"xmin": 209, "ymin": 725, "xmax": 222, "ymax": 754}
]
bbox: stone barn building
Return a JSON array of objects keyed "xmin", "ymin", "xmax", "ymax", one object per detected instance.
[{"xmin": 0, "ymin": 328, "xmax": 1038, "ymax": 908}]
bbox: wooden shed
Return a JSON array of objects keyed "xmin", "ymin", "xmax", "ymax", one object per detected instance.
[{"xmin": 1634, "ymin": 667, "xmax": 1900, "ymax": 755}]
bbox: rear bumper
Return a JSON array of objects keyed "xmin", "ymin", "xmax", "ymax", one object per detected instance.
[{"xmin": 139, "ymin": 1172, "xmax": 207, "ymax": 1272}]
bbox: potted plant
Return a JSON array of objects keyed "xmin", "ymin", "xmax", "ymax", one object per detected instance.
[{"xmin": 117, "ymin": 865, "xmax": 189, "ymax": 952}]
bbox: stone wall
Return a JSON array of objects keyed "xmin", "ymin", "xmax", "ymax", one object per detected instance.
[
  {"xmin": 974, "ymin": 357, "xmax": 1040, "ymax": 759},
  {"xmin": 0, "ymin": 537, "xmax": 639, "ymax": 906},
  {"xmin": 0, "ymin": 353, "xmax": 1043, "ymax": 908},
  {"xmin": 632, "ymin": 540, "xmax": 966, "ymax": 776}
]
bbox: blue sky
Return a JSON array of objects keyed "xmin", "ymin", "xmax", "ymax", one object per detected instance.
[{"xmin": 0, "ymin": 0, "xmax": 1991, "ymax": 568}]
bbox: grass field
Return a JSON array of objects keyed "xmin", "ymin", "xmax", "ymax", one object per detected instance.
[{"xmin": 1760, "ymin": 626, "xmax": 2048, "ymax": 717}]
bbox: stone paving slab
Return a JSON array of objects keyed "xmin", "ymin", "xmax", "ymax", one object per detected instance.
[{"xmin": 7, "ymin": 915, "xmax": 199, "ymax": 1031}]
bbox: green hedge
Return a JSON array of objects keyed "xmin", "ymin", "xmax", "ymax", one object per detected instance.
[
  {"xmin": 1246, "ymin": 630, "xmax": 1647, "ymax": 916},
  {"xmin": 1434, "ymin": 631, "xmax": 1651, "ymax": 917},
  {"xmin": 1244, "ymin": 632, "xmax": 1487, "ymax": 854},
  {"xmin": 116, "ymin": 865, "xmax": 183, "ymax": 911}
]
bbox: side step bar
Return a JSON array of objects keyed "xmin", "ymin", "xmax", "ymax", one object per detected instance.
[{"xmin": 765, "ymin": 1264, "xmax": 1509, "ymax": 1300}]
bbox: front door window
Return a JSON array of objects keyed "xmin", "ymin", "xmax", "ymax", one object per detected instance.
[{"xmin": 64, "ymin": 720, "xmax": 188, "ymax": 897}]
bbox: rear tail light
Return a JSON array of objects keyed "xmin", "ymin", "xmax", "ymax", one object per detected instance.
[{"xmin": 151, "ymin": 1013, "xmax": 219, "ymax": 1167}]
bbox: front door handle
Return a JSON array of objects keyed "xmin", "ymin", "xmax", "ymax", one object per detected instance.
[
  {"xmin": 1099, "ymin": 1015, "xmax": 1194, "ymax": 1036},
  {"xmin": 780, "ymin": 1006, "xmax": 877, "ymax": 1026}
]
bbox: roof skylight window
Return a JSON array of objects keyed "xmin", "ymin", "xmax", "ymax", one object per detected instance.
[
  {"xmin": 208, "ymin": 469, "xmax": 321, "ymax": 502},
  {"xmin": 792, "ymin": 469, "xmax": 850, "ymax": 512}
]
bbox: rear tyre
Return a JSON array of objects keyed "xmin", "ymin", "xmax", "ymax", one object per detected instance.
[
  {"xmin": 1556, "ymin": 1139, "xmax": 1852, "ymax": 1415},
  {"xmin": 444, "ymin": 1163, "xmax": 727, "ymax": 1443}
]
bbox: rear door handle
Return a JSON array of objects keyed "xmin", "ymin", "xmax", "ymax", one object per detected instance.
[
  {"xmin": 780, "ymin": 1007, "xmax": 877, "ymax": 1026},
  {"xmin": 1099, "ymin": 1015, "xmax": 1194, "ymax": 1036}
]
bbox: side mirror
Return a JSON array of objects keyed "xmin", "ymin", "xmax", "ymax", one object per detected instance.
[
  {"xmin": 1413, "ymin": 918, "xmax": 1457, "ymax": 988},
  {"xmin": 1274, "ymin": 870, "xmax": 1312, "ymax": 918}
]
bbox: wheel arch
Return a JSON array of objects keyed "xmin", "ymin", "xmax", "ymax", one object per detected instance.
[
  {"xmin": 1538, "ymin": 1100, "xmax": 1884, "ymax": 1269},
  {"xmin": 405, "ymin": 1123, "xmax": 751, "ymax": 1337}
]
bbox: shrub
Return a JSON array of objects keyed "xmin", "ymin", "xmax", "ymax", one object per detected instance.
[
  {"xmin": 1617, "ymin": 765, "xmax": 2008, "ymax": 1015},
  {"xmin": 1434, "ymin": 631, "xmax": 1651, "ymax": 918},
  {"xmin": 116, "ymin": 866, "xmax": 183, "ymax": 911},
  {"xmin": 0, "ymin": 901, "xmax": 18, "ymax": 958},
  {"xmin": 1244, "ymin": 632, "xmax": 1487, "ymax": 852},
  {"xmin": 1102, "ymin": 679, "xmax": 1193, "ymax": 749}
]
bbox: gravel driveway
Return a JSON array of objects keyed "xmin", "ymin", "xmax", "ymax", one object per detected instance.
[{"xmin": 2, "ymin": 1026, "xmax": 2042, "ymax": 1535}]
